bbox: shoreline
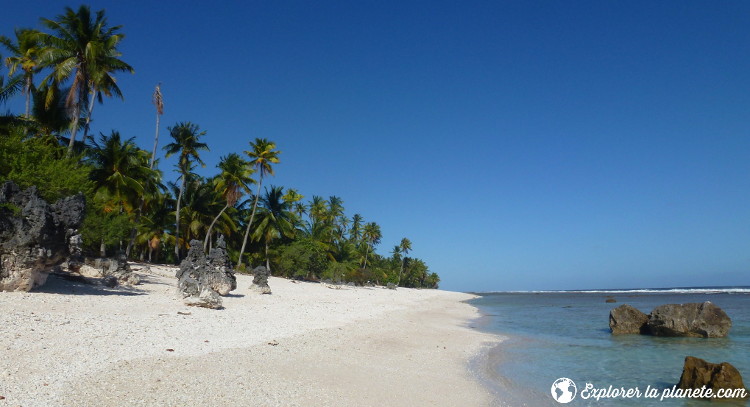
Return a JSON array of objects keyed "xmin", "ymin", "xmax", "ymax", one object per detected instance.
[{"xmin": 0, "ymin": 266, "xmax": 503, "ymax": 406}]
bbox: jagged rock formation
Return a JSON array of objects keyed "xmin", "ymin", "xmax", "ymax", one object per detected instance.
[
  {"xmin": 206, "ymin": 235, "xmax": 237, "ymax": 295},
  {"xmin": 0, "ymin": 181, "xmax": 85, "ymax": 291},
  {"xmin": 176, "ymin": 240, "xmax": 236, "ymax": 309},
  {"xmin": 250, "ymin": 265, "xmax": 271, "ymax": 294},
  {"xmin": 677, "ymin": 356, "xmax": 746, "ymax": 398},
  {"xmin": 609, "ymin": 304, "xmax": 649, "ymax": 334},
  {"xmin": 648, "ymin": 302, "xmax": 731, "ymax": 338},
  {"xmin": 609, "ymin": 302, "xmax": 732, "ymax": 338}
]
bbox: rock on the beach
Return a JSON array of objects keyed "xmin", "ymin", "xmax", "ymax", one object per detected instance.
[
  {"xmin": 609, "ymin": 304, "xmax": 649, "ymax": 334},
  {"xmin": 648, "ymin": 302, "xmax": 732, "ymax": 338},
  {"xmin": 183, "ymin": 286, "xmax": 223, "ymax": 309},
  {"xmin": 205, "ymin": 235, "xmax": 237, "ymax": 295},
  {"xmin": 176, "ymin": 240, "xmax": 236, "ymax": 308},
  {"xmin": 250, "ymin": 266, "xmax": 271, "ymax": 294},
  {"xmin": 677, "ymin": 356, "xmax": 747, "ymax": 398},
  {"xmin": 0, "ymin": 181, "xmax": 85, "ymax": 292}
]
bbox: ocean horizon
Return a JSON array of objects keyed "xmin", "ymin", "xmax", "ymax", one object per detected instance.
[{"xmin": 470, "ymin": 286, "xmax": 750, "ymax": 406}]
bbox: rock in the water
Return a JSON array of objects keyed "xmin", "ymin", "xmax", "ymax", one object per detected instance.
[
  {"xmin": 677, "ymin": 356, "xmax": 747, "ymax": 398},
  {"xmin": 250, "ymin": 266, "xmax": 271, "ymax": 294},
  {"xmin": 609, "ymin": 304, "xmax": 649, "ymax": 334},
  {"xmin": 648, "ymin": 302, "xmax": 732, "ymax": 338},
  {"xmin": 0, "ymin": 181, "xmax": 85, "ymax": 291},
  {"xmin": 205, "ymin": 235, "xmax": 237, "ymax": 295},
  {"xmin": 176, "ymin": 240, "xmax": 235, "ymax": 308},
  {"xmin": 605, "ymin": 298, "xmax": 617, "ymax": 303}
]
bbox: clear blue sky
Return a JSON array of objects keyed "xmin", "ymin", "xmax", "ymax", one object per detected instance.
[{"xmin": 2, "ymin": 1, "xmax": 749, "ymax": 292}]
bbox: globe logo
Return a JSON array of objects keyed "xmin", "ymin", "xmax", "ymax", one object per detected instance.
[{"xmin": 551, "ymin": 377, "xmax": 577, "ymax": 403}]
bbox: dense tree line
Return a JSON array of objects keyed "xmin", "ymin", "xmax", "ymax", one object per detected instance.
[{"xmin": 0, "ymin": 5, "xmax": 439, "ymax": 289}]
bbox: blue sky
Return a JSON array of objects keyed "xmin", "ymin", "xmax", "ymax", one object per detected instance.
[{"xmin": 2, "ymin": 1, "xmax": 749, "ymax": 292}]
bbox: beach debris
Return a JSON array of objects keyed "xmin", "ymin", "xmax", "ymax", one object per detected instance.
[
  {"xmin": 250, "ymin": 265, "xmax": 272, "ymax": 294},
  {"xmin": 268, "ymin": 340, "xmax": 279, "ymax": 346},
  {"xmin": 609, "ymin": 304, "xmax": 649, "ymax": 334},
  {"xmin": 387, "ymin": 282, "xmax": 397, "ymax": 290},
  {"xmin": 677, "ymin": 356, "xmax": 747, "ymax": 398},
  {"xmin": 166, "ymin": 349, "xmax": 174, "ymax": 352},
  {"xmin": 176, "ymin": 239, "xmax": 236, "ymax": 309},
  {"xmin": 177, "ymin": 311, "xmax": 191, "ymax": 316},
  {"xmin": 648, "ymin": 302, "xmax": 731, "ymax": 338},
  {"xmin": 0, "ymin": 181, "xmax": 85, "ymax": 292}
]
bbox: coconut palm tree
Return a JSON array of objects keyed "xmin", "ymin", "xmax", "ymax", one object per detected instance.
[
  {"xmin": 0, "ymin": 28, "xmax": 43, "ymax": 118},
  {"xmin": 87, "ymin": 130, "xmax": 158, "ymax": 218},
  {"xmin": 204, "ymin": 153, "xmax": 254, "ymax": 251},
  {"xmin": 361, "ymin": 222, "xmax": 381, "ymax": 270},
  {"xmin": 397, "ymin": 237, "xmax": 412, "ymax": 286},
  {"xmin": 308, "ymin": 195, "xmax": 327, "ymax": 229},
  {"xmin": 163, "ymin": 122, "xmax": 209, "ymax": 262},
  {"xmin": 349, "ymin": 214, "xmax": 363, "ymax": 243},
  {"xmin": 36, "ymin": 5, "xmax": 133, "ymax": 154},
  {"xmin": 236, "ymin": 138, "xmax": 280, "ymax": 268},
  {"xmin": 251, "ymin": 186, "xmax": 294, "ymax": 271}
]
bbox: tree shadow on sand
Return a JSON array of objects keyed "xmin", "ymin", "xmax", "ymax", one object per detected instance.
[{"xmin": 33, "ymin": 273, "xmax": 146, "ymax": 296}]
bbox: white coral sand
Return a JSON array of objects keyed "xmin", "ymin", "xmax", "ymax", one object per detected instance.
[{"xmin": 0, "ymin": 264, "xmax": 500, "ymax": 406}]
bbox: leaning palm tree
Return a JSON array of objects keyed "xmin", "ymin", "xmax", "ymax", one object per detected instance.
[
  {"xmin": 236, "ymin": 138, "xmax": 280, "ymax": 269},
  {"xmin": 163, "ymin": 122, "xmax": 209, "ymax": 262},
  {"xmin": 150, "ymin": 83, "xmax": 163, "ymax": 168},
  {"xmin": 397, "ymin": 237, "xmax": 412, "ymax": 286},
  {"xmin": 204, "ymin": 153, "xmax": 254, "ymax": 251},
  {"xmin": 0, "ymin": 28, "xmax": 42, "ymax": 118},
  {"xmin": 36, "ymin": 5, "xmax": 134, "ymax": 154}
]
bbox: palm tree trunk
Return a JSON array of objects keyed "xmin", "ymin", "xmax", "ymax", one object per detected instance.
[
  {"xmin": 236, "ymin": 178, "xmax": 263, "ymax": 268},
  {"xmin": 82, "ymin": 92, "xmax": 96, "ymax": 143},
  {"xmin": 174, "ymin": 177, "xmax": 185, "ymax": 263},
  {"xmin": 265, "ymin": 242, "xmax": 270, "ymax": 271},
  {"xmin": 100, "ymin": 238, "xmax": 106, "ymax": 258},
  {"xmin": 363, "ymin": 245, "xmax": 369, "ymax": 269},
  {"xmin": 24, "ymin": 76, "xmax": 31, "ymax": 118},
  {"xmin": 398, "ymin": 258, "xmax": 405, "ymax": 286},
  {"xmin": 66, "ymin": 106, "xmax": 80, "ymax": 155},
  {"xmin": 204, "ymin": 202, "xmax": 229, "ymax": 251},
  {"xmin": 150, "ymin": 113, "xmax": 160, "ymax": 169}
]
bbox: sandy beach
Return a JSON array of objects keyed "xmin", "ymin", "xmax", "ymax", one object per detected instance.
[{"xmin": 0, "ymin": 265, "xmax": 500, "ymax": 406}]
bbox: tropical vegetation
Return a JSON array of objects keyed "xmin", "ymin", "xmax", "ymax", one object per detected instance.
[{"xmin": 0, "ymin": 4, "xmax": 439, "ymax": 289}]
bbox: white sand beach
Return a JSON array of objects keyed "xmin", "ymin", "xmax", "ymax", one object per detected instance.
[{"xmin": 0, "ymin": 265, "xmax": 500, "ymax": 406}]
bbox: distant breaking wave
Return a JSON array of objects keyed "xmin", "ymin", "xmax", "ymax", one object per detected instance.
[{"xmin": 487, "ymin": 287, "xmax": 750, "ymax": 294}]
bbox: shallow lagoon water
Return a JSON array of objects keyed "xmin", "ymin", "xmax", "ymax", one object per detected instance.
[{"xmin": 470, "ymin": 289, "xmax": 750, "ymax": 406}]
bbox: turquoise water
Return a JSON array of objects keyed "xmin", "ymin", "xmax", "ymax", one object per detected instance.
[{"xmin": 470, "ymin": 288, "xmax": 750, "ymax": 406}]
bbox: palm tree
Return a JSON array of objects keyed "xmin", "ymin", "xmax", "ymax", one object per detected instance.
[
  {"xmin": 36, "ymin": 5, "xmax": 133, "ymax": 154},
  {"xmin": 204, "ymin": 153, "xmax": 254, "ymax": 251},
  {"xmin": 361, "ymin": 222, "xmax": 381, "ymax": 270},
  {"xmin": 251, "ymin": 186, "xmax": 294, "ymax": 271},
  {"xmin": 0, "ymin": 28, "xmax": 42, "ymax": 118},
  {"xmin": 88, "ymin": 131, "xmax": 157, "ymax": 214},
  {"xmin": 397, "ymin": 237, "xmax": 412, "ymax": 286},
  {"xmin": 327, "ymin": 196, "xmax": 344, "ymax": 243},
  {"xmin": 308, "ymin": 195, "xmax": 328, "ymax": 228},
  {"xmin": 349, "ymin": 214, "xmax": 363, "ymax": 243},
  {"xmin": 236, "ymin": 138, "xmax": 280, "ymax": 268},
  {"xmin": 150, "ymin": 83, "xmax": 163, "ymax": 168},
  {"xmin": 163, "ymin": 122, "xmax": 209, "ymax": 262}
]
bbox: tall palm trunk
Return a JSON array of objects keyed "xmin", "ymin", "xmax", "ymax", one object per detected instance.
[
  {"xmin": 24, "ymin": 76, "xmax": 31, "ymax": 118},
  {"xmin": 151, "ymin": 111, "xmax": 160, "ymax": 169},
  {"xmin": 66, "ymin": 106, "xmax": 80, "ymax": 155},
  {"xmin": 265, "ymin": 242, "xmax": 270, "ymax": 271},
  {"xmin": 174, "ymin": 177, "xmax": 185, "ymax": 263},
  {"xmin": 204, "ymin": 202, "xmax": 229, "ymax": 251},
  {"xmin": 398, "ymin": 258, "xmax": 405, "ymax": 286},
  {"xmin": 363, "ymin": 244, "xmax": 370, "ymax": 269},
  {"xmin": 236, "ymin": 177, "xmax": 263, "ymax": 268},
  {"xmin": 82, "ymin": 91, "xmax": 96, "ymax": 142}
]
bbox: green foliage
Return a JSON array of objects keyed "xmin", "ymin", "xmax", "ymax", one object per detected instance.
[
  {"xmin": 0, "ymin": 127, "xmax": 92, "ymax": 201},
  {"xmin": 275, "ymin": 238, "xmax": 329, "ymax": 280},
  {"xmin": 80, "ymin": 205, "xmax": 130, "ymax": 256}
]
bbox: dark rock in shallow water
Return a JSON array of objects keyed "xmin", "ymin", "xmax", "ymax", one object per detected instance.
[
  {"xmin": 250, "ymin": 266, "xmax": 271, "ymax": 294},
  {"xmin": 605, "ymin": 298, "xmax": 617, "ymax": 303},
  {"xmin": 609, "ymin": 304, "xmax": 649, "ymax": 334},
  {"xmin": 648, "ymin": 302, "xmax": 731, "ymax": 338},
  {"xmin": 0, "ymin": 181, "xmax": 85, "ymax": 291},
  {"xmin": 677, "ymin": 356, "xmax": 747, "ymax": 398},
  {"xmin": 176, "ymin": 240, "xmax": 235, "ymax": 309}
]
